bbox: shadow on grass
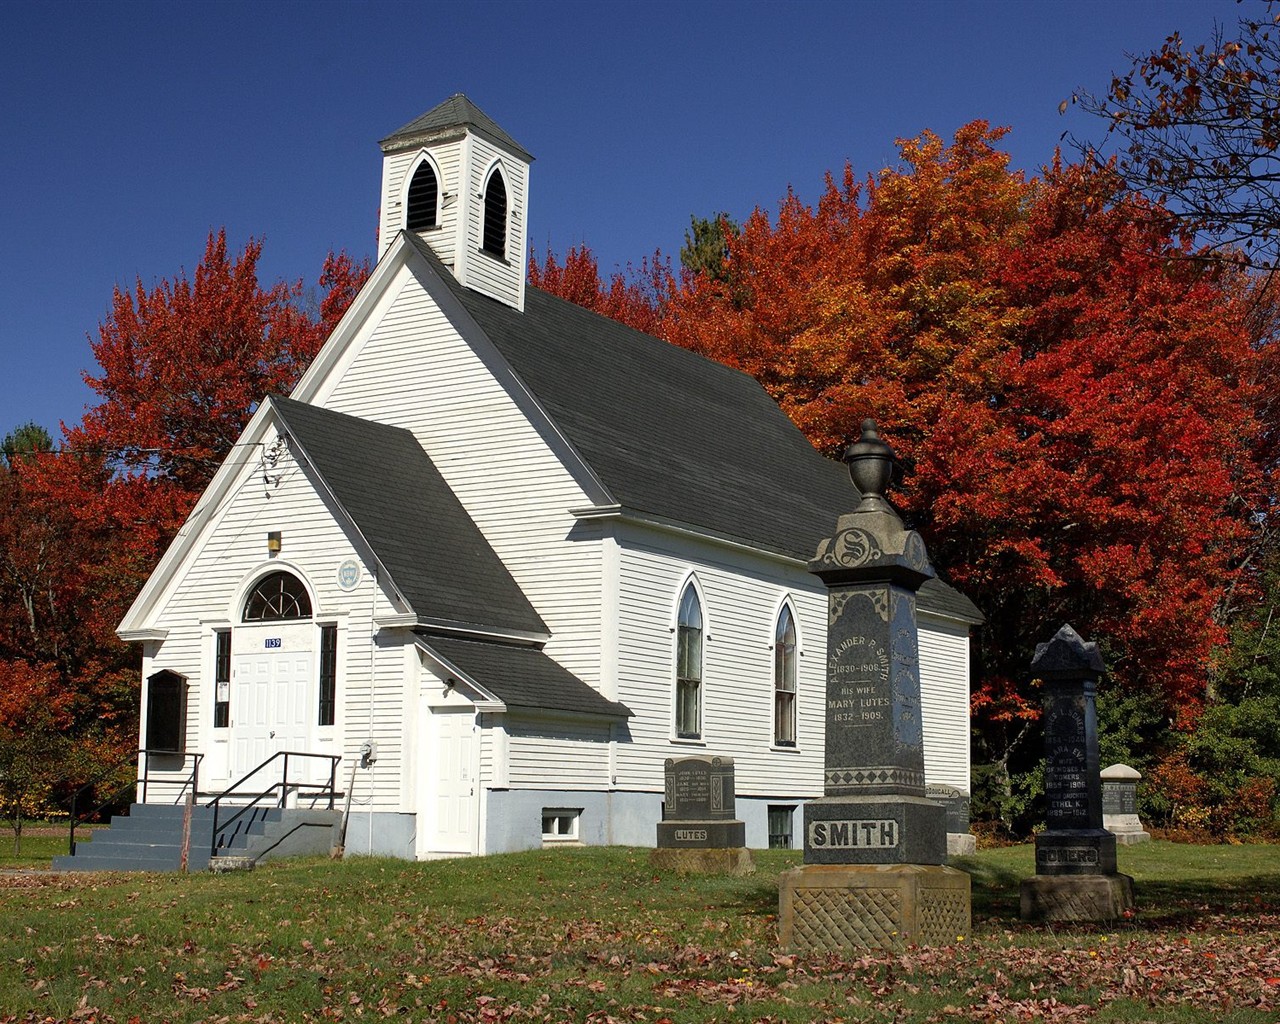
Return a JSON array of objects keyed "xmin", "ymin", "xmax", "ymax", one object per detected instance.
[{"xmin": 719, "ymin": 848, "xmax": 1280, "ymax": 937}]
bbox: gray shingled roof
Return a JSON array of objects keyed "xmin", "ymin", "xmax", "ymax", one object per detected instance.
[
  {"xmin": 380, "ymin": 95, "xmax": 533, "ymax": 161},
  {"xmin": 403, "ymin": 234, "xmax": 982, "ymax": 625},
  {"xmin": 419, "ymin": 635, "xmax": 632, "ymax": 719},
  {"xmin": 272, "ymin": 397, "xmax": 547, "ymax": 636}
]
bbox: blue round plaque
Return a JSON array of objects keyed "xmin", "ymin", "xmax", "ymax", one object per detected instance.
[{"xmin": 336, "ymin": 558, "xmax": 362, "ymax": 592}]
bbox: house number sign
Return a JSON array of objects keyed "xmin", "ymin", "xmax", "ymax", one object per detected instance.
[{"xmin": 264, "ymin": 637, "xmax": 282, "ymax": 649}]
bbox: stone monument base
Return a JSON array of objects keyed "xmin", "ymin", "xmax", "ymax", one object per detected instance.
[
  {"xmin": 948, "ymin": 832, "xmax": 977, "ymax": 856},
  {"xmin": 649, "ymin": 847, "xmax": 754, "ymax": 876},
  {"xmin": 656, "ymin": 819, "xmax": 745, "ymax": 848},
  {"xmin": 778, "ymin": 863, "xmax": 971, "ymax": 952},
  {"xmin": 1020, "ymin": 873, "xmax": 1135, "ymax": 922},
  {"xmin": 1108, "ymin": 827, "xmax": 1151, "ymax": 846}
]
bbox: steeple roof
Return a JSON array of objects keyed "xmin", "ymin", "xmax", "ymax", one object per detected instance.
[{"xmin": 380, "ymin": 94, "xmax": 533, "ymax": 161}]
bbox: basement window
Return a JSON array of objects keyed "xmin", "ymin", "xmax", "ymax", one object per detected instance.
[
  {"xmin": 541, "ymin": 808, "xmax": 581, "ymax": 845},
  {"xmin": 768, "ymin": 805, "xmax": 795, "ymax": 850}
]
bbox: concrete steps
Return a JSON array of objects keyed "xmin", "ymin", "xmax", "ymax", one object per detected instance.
[{"xmin": 53, "ymin": 802, "xmax": 340, "ymax": 873}]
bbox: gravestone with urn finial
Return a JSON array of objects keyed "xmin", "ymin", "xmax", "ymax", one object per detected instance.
[
  {"xmin": 1019, "ymin": 624, "xmax": 1136, "ymax": 922},
  {"xmin": 778, "ymin": 420, "xmax": 970, "ymax": 952}
]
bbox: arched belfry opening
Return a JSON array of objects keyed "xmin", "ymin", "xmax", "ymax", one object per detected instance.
[
  {"xmin": 378, "ymin": 94, "xmax": 533, "ymax": 310},
  {"xmin": 405, "ymin": 159, "xmax": 439, "ymax": 232},
  {"xmin": 481, "ymin": 167, "xmax": 508, "ymax": 259}
]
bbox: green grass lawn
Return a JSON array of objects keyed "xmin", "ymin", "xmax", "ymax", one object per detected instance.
[
  {"xmin": 2, "ymin": 842, "xmax": 1278, "ymax": 1023},
  {"xmin": 0, "ymin": 830, "xmax": 74, "ymax": 870}
]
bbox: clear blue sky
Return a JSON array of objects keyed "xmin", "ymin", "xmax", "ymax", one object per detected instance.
[{"xmin": 0, "ymin": 0, "xmax": 1233, "ymax": 440}]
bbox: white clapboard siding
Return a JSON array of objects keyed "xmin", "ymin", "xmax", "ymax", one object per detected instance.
[
  {"xmin": 918, "ymin": 613, "xmax": 972, "ymax": 792},
  {"xmin": 612, "ymin": 527, "xmax": 975, "ymax": 801},
  {"xmin": 613, "ymin": 529, "xmax": 827, "ymax": 799},
  {"xmin": 507, "ymin": 719, "xmax": 611, "ymax": 789},
  {"xmin": 319, "ymin": 273, "xmax": 604, "ymax": 690},
  {"xmin": 459, "ymin": 134, "xmax": 527, "ymax": 309},
  {"xmin": 379, "ymin": 140, "xmax": 465, "ymax": 266},
  {"xmin": 142, "ymin": 427, "xmax": 406, "ymax": 809}
]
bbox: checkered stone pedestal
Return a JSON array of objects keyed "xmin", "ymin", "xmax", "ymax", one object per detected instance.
[{"xmin": 778, "ymin": 864, "xmax": 971, "ymax": 952}]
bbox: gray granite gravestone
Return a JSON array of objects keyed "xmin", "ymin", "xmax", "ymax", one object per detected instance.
[
  {"xmin": 778, "ymin": 420, "xmax": 970, "ymax": 951},
  {"xmin": 1020, "ymin": 625, "xmax": 1136, "ymax": 921},
  {"xmin": 1102, "ymin": 763, "xmax": 1151, "ymax": 845},
  {"xmin": 651, "ymin": 756, "xmax": 752, "ymax": 875},
  {"xmin": 927, "ymin": 784, "xmax": 977, "ymax": 856}
]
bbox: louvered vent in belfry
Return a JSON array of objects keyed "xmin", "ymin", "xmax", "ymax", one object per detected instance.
[
  {"xmin": 406, "ymin": 161, "xmax": 438, "ymax": 231},
  {"xmin": 482, "ymin": 169, "xmax": 507, "ymax": 258}
]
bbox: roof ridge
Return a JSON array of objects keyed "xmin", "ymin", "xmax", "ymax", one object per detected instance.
[{"xmin": 380, "ymin": 95, "xmax": 533, "ymax": 161}]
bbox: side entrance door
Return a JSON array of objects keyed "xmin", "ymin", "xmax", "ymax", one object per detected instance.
[{"xmin": 416, "ymin": 703, "xmax": 477, "ymax": 858}]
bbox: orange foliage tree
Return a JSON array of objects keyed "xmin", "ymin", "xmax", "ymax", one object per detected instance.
[
  {"xmin": 0, "ymin": 232, "xmax": 368, "ymax": 781},
  {"xmin": 661, "ymin": 126, "xmax": 1263, "ymax": 741},
  {"xmin": 537, "ymin": 125, "xmax": 1268, "ymax": 773}
]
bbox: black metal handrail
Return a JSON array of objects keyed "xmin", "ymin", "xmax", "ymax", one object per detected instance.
[
  {"xmin": 68, "ymin": 749, "xmax": 203, "ymax": 856},
  {"xmin": 207, "ymin": 751, "xmax": 340, "ymax": 859}
]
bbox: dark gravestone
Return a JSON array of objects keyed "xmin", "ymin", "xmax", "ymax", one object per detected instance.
[
  {"xmin": 651, "ymin": 756, "xmax": 751, "ymax": 874},
  {"xmin": 656, "ymin": 756, "xmax": 745, "ymax": 849},
  {"xmin": 927, "ymin": 784, "xmax": 976, "ymax": 855},
  {"xmin": 779, "ymin": 420, "xmax": 969, "ymax": 951},
  {"xmin": 1020, "ymin": 625, "xmax": 1135, "ymax": 921}
]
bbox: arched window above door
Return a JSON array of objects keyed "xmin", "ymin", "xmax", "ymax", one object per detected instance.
[{"xmin": 243, "ymin": 571, "xmax": 312, "ymax": 621}]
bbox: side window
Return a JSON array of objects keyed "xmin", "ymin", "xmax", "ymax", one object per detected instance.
[
  {"xmin": 406, "ymin": 159, "xmax": 439, "ymax": 231},
  {"xmin": 675, "ymin": 583, "xmax": 703, "ymax": 739},
  {"xmin": 774, "ymin": 605, "xmax": 797, "ymax": 746},
  {"xmin": 213, "ymin": 630, "xmax": 230, "ymax": 728},
  {"xmin": 481, "ymin": 167, "xmax": 508, "ymax": 258},
  {"xmin": 318, "ymin": 624, "xmax": 337, "ymax": 727},
  {"xmin": 146, "ymin": 671, "xmax": 187, "ymax": 753}
]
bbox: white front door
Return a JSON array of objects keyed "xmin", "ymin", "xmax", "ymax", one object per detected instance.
[
  {"xmin": 231, "ymin": 650, "xmax": 314, "ymax": 781},
  {"xmin": 417, "ymin": 705, "xmax": 477, "ymax": 857}
]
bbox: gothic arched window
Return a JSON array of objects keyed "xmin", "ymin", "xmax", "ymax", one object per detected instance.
[
  {"xmin": 406, "ymin": 159, "xmax": 439, "ymax": 231},
  {"xmin": 243, "ymin": 571, "xmax": 312, "ymax": 622},
  {"xmin": 675, "ymin": 583, "xmax": 703, "ymax": 739},
  {"xmin": 482, "ymin": 167, "xmax": 508, "ymax": 258},
  {"xmin": 774, "ymin": 604, "xmax": 797, "ymax": 746}
]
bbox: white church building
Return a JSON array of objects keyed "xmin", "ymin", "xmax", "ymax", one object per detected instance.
[{"xmin": 117, "ymin": 96, "xmax": 982, "ymax": 859}]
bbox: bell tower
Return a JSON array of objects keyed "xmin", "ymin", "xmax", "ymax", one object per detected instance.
[{"xmin": 379, "ymin": 95, "xmax": 533, "ymax": 311}]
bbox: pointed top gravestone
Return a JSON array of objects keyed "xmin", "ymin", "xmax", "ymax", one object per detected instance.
[
  {"xmin": 1032, "ymin": 624, "xmax": 1106, "ymax": 679},
  {"xmin": 1020, "ymin": 624, "xmax": 1135, "ymax": 922}
]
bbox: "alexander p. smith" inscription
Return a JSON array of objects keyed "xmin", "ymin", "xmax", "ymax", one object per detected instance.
[{"xmin": 827, "ymin": 635, "xmax": 890, "ymax": 727}]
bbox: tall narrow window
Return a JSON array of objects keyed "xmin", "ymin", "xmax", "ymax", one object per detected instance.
[
  {"xmin": 774, "ymin": 605, "xmax": 797, "ymax": 746},
  {"xmin": 145, "ymin": 671, "xmax": 187, "ymax": 753},
  {"xmin": 405, "ymin": 160, "xmax": 439, "ymax": 231},
  {"xmin": 318, "ymin": 624, "xmax": 337, "ymax": 727},
  {"xmin": 243, "ymin": 571, "xmax": 311, "ymax": 621},
  {"xmin": 675, "ymin": 584, "xmax": 703, "ymax": 739},
  {"xmin": 213, "ymin": 630, "xmax": 231, "ymax": 728},
  {"xmin": 482, "ymin": 168, "xmax": 507, "ymax": 258}
]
